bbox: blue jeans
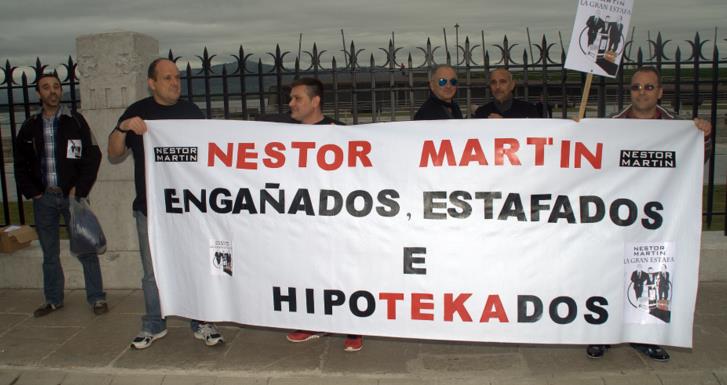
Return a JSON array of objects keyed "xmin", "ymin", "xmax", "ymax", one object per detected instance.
[
  {"xmin": 33, "ymin": 191, "xmax": 105, "ymax": 305},
  {"xmin": 134, "ymin": 211, "xmax": 201, "ymax": 334}
]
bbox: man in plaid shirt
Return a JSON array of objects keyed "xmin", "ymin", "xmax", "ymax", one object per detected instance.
[{"xmin": 14, "ymin": 73, "xmax": 105, "ymax": 318}]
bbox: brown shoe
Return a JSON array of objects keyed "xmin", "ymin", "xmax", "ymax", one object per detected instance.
[
  {"xmin": 93, "ymin": 300, "xmax": 108, "ymax": 315},
  {"xmin": 33, "ymin": 303, "xmax": 63, "ymax": 317}
]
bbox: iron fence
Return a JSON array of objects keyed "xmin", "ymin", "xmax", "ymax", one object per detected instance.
[{"xmin": 1, "ymin": 32, "xmax": 725, "ymax": 233}]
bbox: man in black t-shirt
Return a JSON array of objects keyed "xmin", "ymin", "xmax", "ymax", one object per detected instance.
[
  {"xmin": 108, "ymin": 58, "xmax": 224, "ymax": 350},
  {"xmin": 282, "ymin": 78, "xmax": 362, "ymax": 352},
  {"xmin": 287, "ymin": 77, "xmax": 343, "ymax": 125},
  {"xmin": 473, "ymin": 68, "xmax": 539, "ymax": 119}
]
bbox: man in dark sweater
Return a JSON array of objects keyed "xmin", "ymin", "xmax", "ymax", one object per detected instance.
[
  {"xmin": 473, "ymin": 68, "xmax": 539, "ymax": 119},
  {"xmin": 413, "ymin": 64, "xmax": 463, "ymax": 120}
]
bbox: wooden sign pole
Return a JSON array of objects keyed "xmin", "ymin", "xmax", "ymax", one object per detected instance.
[{"xmin": 577, "ymin": 72, "xmax": 594, "ymax": 121}]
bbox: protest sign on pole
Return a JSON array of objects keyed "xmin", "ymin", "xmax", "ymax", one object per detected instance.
[
  {"xmin": 564, "ymin": 0, "xmax": 634, "ymax": 119},
  {"xmin": 565, "ymin": 0, "xmax": 633, "ymax": 77}
]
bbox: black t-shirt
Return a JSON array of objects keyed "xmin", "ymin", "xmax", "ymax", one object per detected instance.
[
  {"xmin": 258, "ymin": 114, "xmax": 343, "ymax": 125},
  {"xmin": 473, "ymin": 99, "xmax": 540, "ymax": 119},
  {"xmin": 117, "ymin": 96, "xmax": 204, "ymax": 214},
  {"xmin": 315, "ymin": 116, "xmax": 344, "ymax": 125},
  {"xmin": 256, "ymin": 113, "xmax": 298, "ymax": 123}
]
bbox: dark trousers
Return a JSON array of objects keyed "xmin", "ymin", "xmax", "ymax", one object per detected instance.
[{"xmin": 33, "ymin": 191, "xmax": 105, "ymax": 305}]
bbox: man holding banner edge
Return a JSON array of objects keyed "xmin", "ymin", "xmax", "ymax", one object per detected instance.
[
  {"xmin": 108, "ymin": 58, "xmax": 225, "ymax": 350},
  {"xmin": 586, "ymin": 66, "xmax": 712, "ymax": 361}
]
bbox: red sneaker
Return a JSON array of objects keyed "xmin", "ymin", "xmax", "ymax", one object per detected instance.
[
  {"xmin": 286, "ymin": 330, "xmax": 325, "ymax": 343},
  {"xmin": 343, "ymin": 335, "xmax": 363, "ymax": 352}
]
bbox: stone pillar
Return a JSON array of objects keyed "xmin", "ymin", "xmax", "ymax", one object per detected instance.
[{"xmin": 76, "ymin": 32, "xmax": 159, "ymax": 288}]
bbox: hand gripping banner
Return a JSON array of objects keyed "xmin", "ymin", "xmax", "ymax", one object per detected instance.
[{"xmin": 144, "ymin": 118, "xmax": 703, "ymax": 347}]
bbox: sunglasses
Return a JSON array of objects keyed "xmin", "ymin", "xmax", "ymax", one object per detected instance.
[
  {"xmin": 630, "ymin": 83, "xmax": 657, "ymax": 92},
  {"xmin": 437, "ymin": 78, "xmax": 458, "ymax": 87}
]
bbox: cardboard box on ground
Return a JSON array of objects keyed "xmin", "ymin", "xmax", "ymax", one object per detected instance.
[{"xmin": 0, "ymin": 225, "xmax": 38, "ymax": 253}]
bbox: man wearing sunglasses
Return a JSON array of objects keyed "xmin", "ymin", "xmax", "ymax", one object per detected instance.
[
  {"xmin": 413, "ymin": 64, "xmax": 463, "ymax": 120},
  {"xmin": 587, "ymin": 66, "xmax": 712, "ymax": 362},
  {"xmin": 612, "ymin": 66, "xmax": 712, "ymax": 149},
  {"xmin": 473, "ymin": 68, "xmax": 540, "ymax": 119}
]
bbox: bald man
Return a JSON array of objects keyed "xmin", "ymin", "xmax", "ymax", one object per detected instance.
[
  {"xmin": 109, "ymin": 58, "xmax": 225, "ymax": 350},
  {"xmin": 473, "ymin": 68, "xmax": 539, "ymax": 119}
]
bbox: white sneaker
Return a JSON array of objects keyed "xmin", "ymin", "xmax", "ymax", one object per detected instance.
[
  {"xmin": 130, "ymin": 329, "xmax": 168, "ymax": 350},
  {"xmin": 194, "ymin": 323, "xmax": 224, "ymax": 346}
]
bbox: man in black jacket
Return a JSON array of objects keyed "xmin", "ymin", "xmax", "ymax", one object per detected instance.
[
  {"xmin": 413, "ymin": 64, "xmax": 463, "ymax": 120},
  {"xmin": 473, "ymin": 68, "xmax": 539, "ymax": 119},
  {"xmin": 14, "ymin": 73, "xmax": 106, "ymax": 317}
]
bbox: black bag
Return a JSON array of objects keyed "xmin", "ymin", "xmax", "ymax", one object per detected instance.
[{"xmin": 69, "ymin": 198, "xmax": 107, "ymax": 256}]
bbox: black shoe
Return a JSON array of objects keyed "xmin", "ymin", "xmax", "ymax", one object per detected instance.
[
  {"xmin": 33, "ymin": 303, "xmax": 63, "ymax": 317},
  {"xmin": 93, "ymin": 300, "xmax": 108, "ymax": 315},
  {"xmin": 630, "ymin": 343, "xmax": 670, "ymax": 362},
  {"xmin": 586, "ymin": 344, "xmax": 609, "ymax": 359}
]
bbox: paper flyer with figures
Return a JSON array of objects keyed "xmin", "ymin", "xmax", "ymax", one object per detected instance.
[{"xmin": 565, "ymin": 0, "xmax": 633, "ymax": 77}]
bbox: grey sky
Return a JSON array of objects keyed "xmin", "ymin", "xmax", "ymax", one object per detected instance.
[{"xmin": 2, "ymin": 0, "xmax": 725, "ymax": 69}]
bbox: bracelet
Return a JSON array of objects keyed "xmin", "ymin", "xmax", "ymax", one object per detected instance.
[{"xmin": 114, "ymin": 125, "xmax": 129, "ymax": 134}]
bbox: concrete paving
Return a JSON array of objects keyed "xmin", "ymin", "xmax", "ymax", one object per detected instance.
[{"xmin": 0, "ymin": 283, "xmax": 725, "ymax": 384}]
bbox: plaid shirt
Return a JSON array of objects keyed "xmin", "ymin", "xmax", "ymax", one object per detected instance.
[{"xmin": 40, "ymin": 105, "xmax": 69, "ymax": 188}]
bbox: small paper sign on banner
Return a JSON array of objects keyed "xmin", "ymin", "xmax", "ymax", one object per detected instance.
[{"xmin": 564, "ymin": 0, "xmax": 634, "ymax": 78}]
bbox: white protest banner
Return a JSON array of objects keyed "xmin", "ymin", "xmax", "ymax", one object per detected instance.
[
  {"xmin": 145, "ymin": 119, "xmax": 702, "ymax": 347},
  {"xmin": 565, "ymin": 0, "xmax": 633, "ymax": 77}
]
